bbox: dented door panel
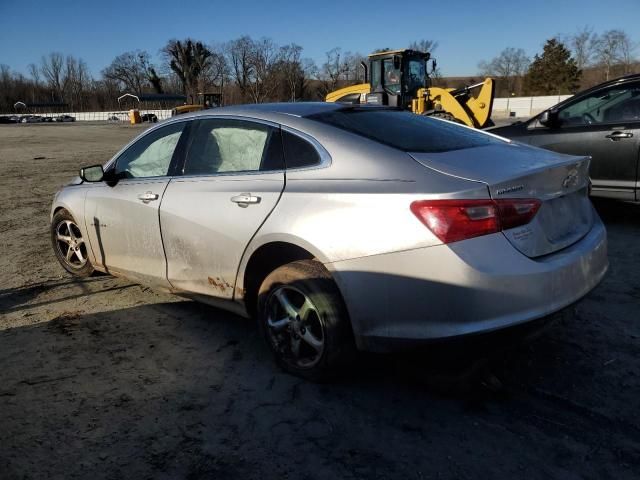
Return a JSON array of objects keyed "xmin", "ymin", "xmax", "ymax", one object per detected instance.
[{"xmin": 160, "ymin": 172, "xmax": 285, "ymax": 298}]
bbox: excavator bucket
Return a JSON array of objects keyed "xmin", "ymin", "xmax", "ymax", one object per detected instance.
[{"xmin": 463, "ymin": 78, "xmax": 494, "ymax": 128}]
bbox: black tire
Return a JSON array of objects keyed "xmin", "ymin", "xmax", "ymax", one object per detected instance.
[
  {"xmin": 257, "ymin": 260, "xmax": 355, "ymax": 381},
  {"xmin": 51, "ymin": 209, "xmax": 95, "ymax": 277}
]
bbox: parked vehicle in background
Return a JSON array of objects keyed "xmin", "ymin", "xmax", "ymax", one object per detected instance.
[
  {"xmin": 141, "ymin": 113, "xmax": 158, "ymax": 123},
  {"xmin": 491, "ymin": 74, "xmax": 640, "ymax": 201},
  {"xmin": 54, "ymin": 115, "xmax": 76, "ymax": 122},
  {"xmin": 20, "ymin": 115, "xmax": 43, "ymax": 123},
  {"xmin": 50, "ymin": 103, "xmax": 608, "ymax": 380},
  {"xmin": 0, "ymin": 115, "xmax": 20, "ymax": 123}
]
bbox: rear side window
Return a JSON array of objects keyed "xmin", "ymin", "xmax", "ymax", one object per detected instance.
[
  {"xmin": 307, "ymin": 109, "xmax": 502, "ymax": 153},
  {"xmin": 282, "ymin": 130, "xmax": 321, "ymax": 168},
  {"xmin": 184, "ymin": 119, "xmax": 283, "ymax": 175}
]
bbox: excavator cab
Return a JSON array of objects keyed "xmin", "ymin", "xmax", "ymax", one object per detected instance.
[{"xmin": 365, "ymin": 50, "xmax": 431, "ymax": 109}]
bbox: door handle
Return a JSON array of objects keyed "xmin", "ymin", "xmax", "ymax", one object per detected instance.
[
  {"xmin": 230, "ymin": 193, "xmax": 261, "ymax": 207},
  {"xmin": 137, "ymin": 191, "xmax": 159, "ymax": 203},
  {"xmin": 605, "ymin": 131, "xmax": 633, "ymax": 140}
]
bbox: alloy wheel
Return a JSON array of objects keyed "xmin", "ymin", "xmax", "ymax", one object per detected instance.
[
  {"xmin": 54, "ymin": 220, "xmax": 88, "ymax": 269},
  {"xmin": 265, "ymin": 285, "xmax": 325, "ymax": 369}
]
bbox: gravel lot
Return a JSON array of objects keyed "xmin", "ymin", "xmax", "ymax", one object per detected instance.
[{"xmin": 1, "ymin": 123, "xmax": 638, "ymax": 479}]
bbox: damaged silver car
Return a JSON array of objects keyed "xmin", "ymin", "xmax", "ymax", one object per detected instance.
[{"xmin": 51, "ymin": 103, "xmax": 608, "ymax": 380}]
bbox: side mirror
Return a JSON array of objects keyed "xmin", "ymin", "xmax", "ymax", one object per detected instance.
[
  {"xmin": 539, "ymin": 109, "xmax": 559, "ymax": 127},
  {"xmin": 80, "ymin": 165, "xmax": 104, "ymax": 182},
  {"xmin": 393, "ymin": 55, "xmax": 401, "ymax": 70}
]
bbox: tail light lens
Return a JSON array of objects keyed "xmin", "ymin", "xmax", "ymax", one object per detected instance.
[{"xmin": 410, "ymin": 198, "xmax": 541, "ymax": 244}]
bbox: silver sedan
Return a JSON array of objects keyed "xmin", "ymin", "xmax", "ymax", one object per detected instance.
[{"xmin": 50, "ymin": 103, "xmax": 608, "ymax": 380}]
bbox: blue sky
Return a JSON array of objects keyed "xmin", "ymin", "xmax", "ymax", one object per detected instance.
[{"xmin": 1, "ymin": 0, "xmax": 638, "ymax": 78}]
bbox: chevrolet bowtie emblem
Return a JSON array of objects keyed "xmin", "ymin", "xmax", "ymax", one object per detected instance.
[{"xmin": 562, "ymin": 169, "xmax": 579, "ymax": 188}]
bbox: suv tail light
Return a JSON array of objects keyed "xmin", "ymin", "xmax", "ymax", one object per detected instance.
[{"xmin": 410, "ymin": 198, "xmax": 541, "ymax": 244}]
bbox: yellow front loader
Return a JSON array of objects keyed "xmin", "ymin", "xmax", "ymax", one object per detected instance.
[{"xmin": 325, "ymin": 49, "xmax": 495, "ymax": 129}]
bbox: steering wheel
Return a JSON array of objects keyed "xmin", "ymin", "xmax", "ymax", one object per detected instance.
[{"xmin": 582, "ymin": 113, "xmax": 596, "ymax": 125}]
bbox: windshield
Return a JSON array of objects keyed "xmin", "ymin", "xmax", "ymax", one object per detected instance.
[{"xmin": 308, "ymin": 109, "xmax": 502, "ymax": 153}]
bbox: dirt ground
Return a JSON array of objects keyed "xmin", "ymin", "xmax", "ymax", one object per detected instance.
[{"xmin": 0, "ymin": 123, "xmax": 638, "ymax": 480}]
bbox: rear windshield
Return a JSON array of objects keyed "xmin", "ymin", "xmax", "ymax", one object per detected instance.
[{"xmin": 307, "ymin": 109, "xmax": 502, "ymax": 153}]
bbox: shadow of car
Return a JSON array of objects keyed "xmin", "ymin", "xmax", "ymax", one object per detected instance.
[{"xmin": 490, "ymin": 74, "xmax": 640, "ymax": 202}]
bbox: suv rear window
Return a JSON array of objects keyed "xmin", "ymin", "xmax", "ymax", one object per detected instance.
[{"xmin": 307, "ymin": 109, "xmax": 501, "ymax": 153}]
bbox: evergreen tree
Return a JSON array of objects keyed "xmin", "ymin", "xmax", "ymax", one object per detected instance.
[{"xmin": 524, "ymin": 39, "xmax": 581, "ymax": 95}]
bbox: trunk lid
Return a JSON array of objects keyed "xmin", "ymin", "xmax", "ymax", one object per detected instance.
[{"xmin": 409, "ymin": 142, "xmax": 593, "ymax": 257}]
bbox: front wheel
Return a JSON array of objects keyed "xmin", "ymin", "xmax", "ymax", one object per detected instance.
[
  {"xmin": 51, "ymin": 209, "xmax": 95, "ymax": 277},
  {"xmin": 257, "ymin": 260, "xmax": 355, "ymax": 381}
]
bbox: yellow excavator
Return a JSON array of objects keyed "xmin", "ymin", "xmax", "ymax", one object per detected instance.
[{"xmin": 326, "ymin": 49, "xmax": 495, "ymax": 128}]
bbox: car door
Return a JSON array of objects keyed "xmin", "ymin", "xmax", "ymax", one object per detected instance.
[
  {"xmin": 160, "ymin": 117, "xmax": 285, "ymax": 299},
  {"xmin": 84, "ymin": 121, "xmax": 189, "ymax": 287},
  {"xmin": 524, "ymin": 81, "xmax": 640, "ymax": 200}
]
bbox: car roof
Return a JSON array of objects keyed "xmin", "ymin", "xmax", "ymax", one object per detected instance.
[
  {"xmin": 188, "ymin": 101, "xmax": 346, "ymax": 119},
  {"xmin": 550, "ymin": 73, "xmax": 640, "ymax": 110}
]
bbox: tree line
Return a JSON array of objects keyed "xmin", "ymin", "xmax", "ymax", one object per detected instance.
[
  {"xmin": 478, "ymin": 28, "xmax": 639, "ymax": 97},
  {"xmin": 0, "ymin": 28, "xmax": 638, "ymax": 113},
  {"xmin": 0, "ymin": 36, "xmax": 372, "ymax": 113}
]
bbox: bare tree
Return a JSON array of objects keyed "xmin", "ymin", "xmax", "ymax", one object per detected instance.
[
  {"xmin": 102, "ymin": 51, "xmax": 151, "ymax": 93},
  {"xmin": 28, "ymin": 63, "xmax": 40, "ymax": 86},
  {"xmin": 40, "ymin": 52, "xmax": 66, "ymax": 102},
  {"xmin": 65, "ymin": 56, "xmax": 91, "ymax": 110},
  {"xmin": 27, "ymin": 63, "xmax": 41, "ymax": 102},
  {"xmin": 163, "ymin": 39, "xmax": 212, "ymax": 101},
  {"xmin": 321, "ymin": 48, "xmax": 350, "ymax": 94},
  {"xmin": 478, "ymin": 47, "xmax": 529, "ymax": 95},
  {"xmin": 565, "ymin": 26, "xmax": 598, "ymax": 69},
  {"xmin": 340, "ymin": 51, "xmax": 366, "ymax": 82},
  {"xmin": 278, "ymin": 43, "xmax": 304, "ymax": 101},
  {"xmin": 408, "ymin": 39, "xmax": 438, "ymax": 53},
  {"xmin": 593, "ymin": 30, "xmax": 632, "ymax": 80},
  {"xmin": 226, "ymin": 36, "xmax": 255, "ymax": 102},
  {"xmin": 615, "ymin": 31, "xmax": 637, "ymax": 74},
  {"xmin": 247, "ymin": 37, "xmax": 281, "ymax": 103},
  {"xmin": 207, "ymin": 43, "xmax": 228, "ymax": 92}
]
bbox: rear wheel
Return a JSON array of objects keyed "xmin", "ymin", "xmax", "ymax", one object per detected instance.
[
  {"xmin": 257, "ymin": 260, "xmax": 355, "ymax": 381},
  {"xmin": 51, "ymin": 209, "xmax": 94, "ymax": 277}
]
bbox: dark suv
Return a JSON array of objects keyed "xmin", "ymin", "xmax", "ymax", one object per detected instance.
[{"xmin": 491, "ymin": 74, "xmax": 640, "ymax": 201}]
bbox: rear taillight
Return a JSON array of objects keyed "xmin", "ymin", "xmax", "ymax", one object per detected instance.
[
  {"xmin": 410, "ymin": 198, "xmax": 541, "ymax": 244},
  {"xmin": 494, "ymin": 199, "xmax": 540, "ymax": 230}
]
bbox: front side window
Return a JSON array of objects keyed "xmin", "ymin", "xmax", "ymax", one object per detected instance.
[
  {"xmin": 184, "ymin": 119, "xmax": 281, "ymax": 175},
  {"xmin": 559, "ymin": 83, "xmax": 640, "ymax": 126},
  {"xmin": 115, "ymin": 122, "xmax": 185, "ymax": 178}
]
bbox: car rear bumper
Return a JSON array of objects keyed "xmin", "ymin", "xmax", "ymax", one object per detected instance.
[{"xmin": 327, "ymin": 213, "xmax": 608, "ymax": 352}]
